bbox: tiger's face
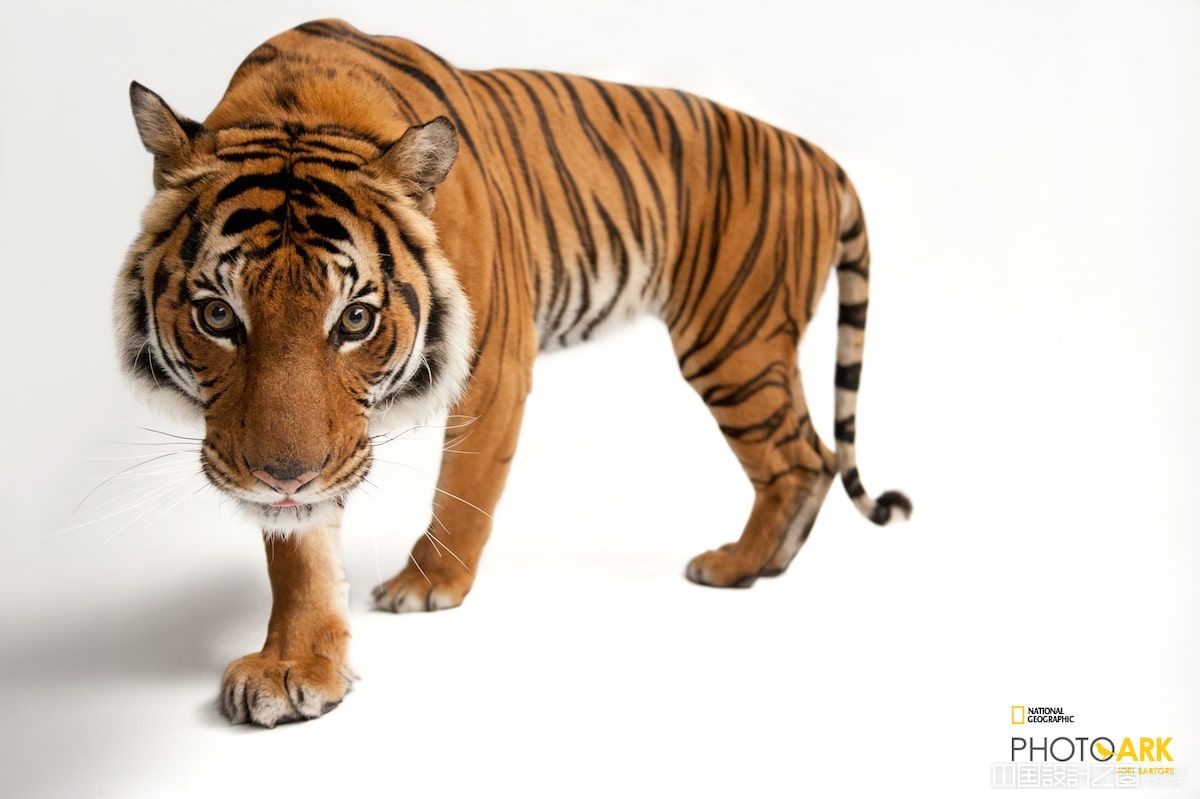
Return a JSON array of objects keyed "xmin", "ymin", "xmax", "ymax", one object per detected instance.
[{"xmin": 116, "ymin": 84, "xmax": 473, "ymax": 531}]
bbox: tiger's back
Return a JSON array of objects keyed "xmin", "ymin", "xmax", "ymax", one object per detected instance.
[
  {"xmin": 455, "ymin": 66, "xmax": 851, "ymax": 355},
  {"xmin": 219, "ymin": 21, "xmax": 851, "ymax": 351}
]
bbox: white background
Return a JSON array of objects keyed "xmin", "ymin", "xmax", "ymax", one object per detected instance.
[{"xmin": 1, "ymin": 1, "xmax": 1198, "ymax": 797}]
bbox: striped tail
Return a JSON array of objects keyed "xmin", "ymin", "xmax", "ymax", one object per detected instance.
[{"xmin": 833, "ymin": 182, "xmax": 912, "ymax": 526}]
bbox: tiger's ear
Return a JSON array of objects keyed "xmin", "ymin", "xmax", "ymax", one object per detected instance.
[
  {"xmin": 130, "ymin": 82, "xmax": 203, "ymax": 178},
  {"xmin": 375, "ymin": 117, "xmax": 459, "ymax": 214}
]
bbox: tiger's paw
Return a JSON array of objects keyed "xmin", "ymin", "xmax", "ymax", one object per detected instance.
[
  {"xmin": 220, "ymin": 652, "xmax": 352, "ymax": 728},
  {"xmin": 372, "ymin": 560, "xmax": 474, "ymax": 613},
  {"xmin": 685, "ymin": 546, "xmax": 762, "ymax": 588}
]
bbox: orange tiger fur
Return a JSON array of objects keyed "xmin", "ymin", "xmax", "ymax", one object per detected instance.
[{"xmin": 117, "ymin": 18, "xmax": 909, "ymax": 726}]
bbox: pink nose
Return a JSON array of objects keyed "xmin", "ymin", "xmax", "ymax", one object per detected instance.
[{"xmin": 251, "ymin": 468, "xmax": 320, "ymax": 495}]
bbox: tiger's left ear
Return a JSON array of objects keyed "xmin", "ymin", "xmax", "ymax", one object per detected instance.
[
  {"xmin": 375, "ymin": 117, "xmax": 459, "ymax": 214},
  {"xmin": 130, "ymin": 82, "xmax": 204, "ymax": 186}
]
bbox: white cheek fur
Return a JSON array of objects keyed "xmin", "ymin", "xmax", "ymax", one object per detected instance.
[{"xmin": 368, "ymin": 239, "xmax": 474, "ymax": 434}]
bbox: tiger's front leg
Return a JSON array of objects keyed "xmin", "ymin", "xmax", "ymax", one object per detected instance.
[
  {"xmin": 373, "ymin": 354, "xmax": 533, "ymax": 614},
  {"xmin": 221, "ymin": 522, "xmax": 354, "ymax": 727}
]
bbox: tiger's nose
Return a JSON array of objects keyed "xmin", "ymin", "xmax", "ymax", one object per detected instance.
[{"xmin": 250, "ymin": 459, "xmax": 322, "ymax": 495}]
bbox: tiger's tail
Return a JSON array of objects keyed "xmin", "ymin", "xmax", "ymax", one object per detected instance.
[{"xmin": 831, "ymin": 180, "xmax": 912, "ymax": 526}]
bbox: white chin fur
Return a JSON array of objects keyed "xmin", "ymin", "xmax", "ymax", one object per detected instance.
[{"xmin": 237, "ymin": 498, "xmax": 344, "ymax": 534}]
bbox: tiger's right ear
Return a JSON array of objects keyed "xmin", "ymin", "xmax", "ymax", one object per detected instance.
[
  {"xmin": 129, "ymin": 81, "xmax": 202, "ymax": 161},
  {"xmin": 373, "ymin": 117, "xmax": 459, "ymax": 214}
]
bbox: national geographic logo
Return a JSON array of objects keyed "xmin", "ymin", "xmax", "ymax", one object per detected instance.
[
  {"xmin": 1012, "ymin": 705, "xmax": 1076, "ymax": 724},
  {"xmin": 995, "ymin": 705, "xmax": 1181, "ymax": 789}
]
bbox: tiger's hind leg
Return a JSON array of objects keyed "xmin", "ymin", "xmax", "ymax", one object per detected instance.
[{"xmin": 676, "ymin": 336, "xmax": 837, "ymax": 588}]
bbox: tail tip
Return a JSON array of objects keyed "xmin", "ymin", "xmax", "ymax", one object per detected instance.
[{"xmin": 870, "ymin": 491, "xmax": 912, "ymax": 526}]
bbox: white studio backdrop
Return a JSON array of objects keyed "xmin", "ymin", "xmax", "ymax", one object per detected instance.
[{"xmin": 1, "ymin": 1, "xmax": 1197, "ymax": 797}]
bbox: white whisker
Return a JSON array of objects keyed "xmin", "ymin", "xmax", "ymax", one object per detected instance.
[
  {"xmin": 119, "ymin": 478, "xmax": 207, "ymax": 543},
  {"xmin": 146, "ymin": 347, "xmax": 161, "ymax": 388},
  {"xmin": 370, "ymin": 459, "xmax": 493, "ymax": 520},
  {"xmin": 83, "ymin": 463, "xmax": 199, "ymax": 481},
  {"xmin": 441, "ymin": 430, "xmax": 479, "ymax": 455},
  {"xmin": 408, "ymin": 552, "xmax": 431, "ymax": 585},
  {"xmin": 98, "ymin": 476, "xmax": 204, "ymax": 548},
  {"xmin": 77, "ymin": 451, "xmax": 197, "ymax": 461},
  {"xmin": 357, "ymin": 481, "xmax": 471, "ymax": 571},
  {"xmin": 57, "ymin": 474, "xmax": 194, "ymax": 535},
  {"xmin": 72, "ymin": 469, "xmax": 200, "ymax": 520},
  {"xmin": 430, "ymin": 487, "xmax": 493, "ymax": 521},
  {"xmin": 119, "ymin": 421, "xmax": 202, "ymax": 442},
  {"xmin": 429, "ymin": 512, "xmax": 470, "ymax": 572},
  {"xmin": 369, "ymin": 414, "xmax": 478, "ymax": 446},
  {"xmin": 71, "ymin": 451, "xmax": 196, "ymax": 520},
  {"xmin": 423, "ymin": 529, "xmax": 444, "ymax": 557},
  {"xmin": 101, "ymin": 440, "xmax": 202, "ymax": 447},
  {"xmin": 356, "ymin": 484, "xmax": 387, "ymax": 588}
]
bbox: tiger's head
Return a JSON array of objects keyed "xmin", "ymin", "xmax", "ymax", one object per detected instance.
[{"xmin": 115, "ymin": 83, "xmax": 474, "ymax": 532}]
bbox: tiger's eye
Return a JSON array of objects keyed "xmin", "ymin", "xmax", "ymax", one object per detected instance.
[
  {"xmin": 200, "ymin": 299, "xmax": 236, "ymax": 334},
  {"xmin": 339, "ymin": 303, "xmax": 374, "ymax": 338}
]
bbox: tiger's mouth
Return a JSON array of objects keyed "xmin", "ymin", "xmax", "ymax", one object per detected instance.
[
  {"xmin": 200, "ymin": 446, "xmax": 370, "ymax": 532},
  {"xmin": 236, "ymin": 494, "xmax": 347, "ymax": 533}
]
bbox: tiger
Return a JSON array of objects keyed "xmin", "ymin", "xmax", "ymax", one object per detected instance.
[{"xmin": 116, "ymin": 18, "xmax": 910, "ymax": 727}]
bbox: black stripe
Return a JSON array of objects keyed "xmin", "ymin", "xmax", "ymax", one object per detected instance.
[
  {"xmin": 179, "ymin": 217, "xmax": 204, "ymax": 266},
  {"xmin": 540, "ymin": 193, "xmax": 567, "ymax": 334},
  {"xmin": 834, "ymin": 415, "xmax": 856, "ymax": 443},
  {"xmin": 132, "ymin": 291, "xmax": 149, "ymax": 338},
  {"xmin": 719, "ymin": 404, "xmax": 791, "ymax": 444},
  {"xmin": 839, "ymin": 216, "xmax": 863, "ymax": 242},
  {"xmin": 215, "ymin": 172, "xmax": 289, "ymax": 205},
  {"xmin": 395, "ymin": 225, "xmax": 428, "ymax": 273},
  {"xmin": 372, "ymin": 222, "xmax": 394, "ymax": 281},
  {"xmin": 397, "ymin": 281, "xmax": 421, "ymax": 327},
  {"xmin": 738, "ymin": 114, "xmax": 753, "ymax": 197},
  {"xmin": 376, "ymin": 326, "xmax": 399, "ymax": 364},
  {"xmin": 151, "ymin": 265, "xmax": 172, "ymax": 308},
  {"xmin": 835, "ymin": 363, "xmax": 862, "ymax": 391},
  {"xmin": 293, "ymin": 156, "xmax": 360, "ymax": 171},
  {"xmin": 700, "ymin": 361, "xmax": 790, "ymax": 407},
  {"xmin": 586, "ymin": 77, "xmax": 622, "ymax": 123},
  {"xmin": 580, "ymin": 197, "xmax": 631, "ymax": 341},
  {"xmin": 238, "ymin": 44, "xmax": 278, "ymax": 69},
  {"xmin": 838, "ymin": 301, "xmax": 868, "ymax": 329},
  {"xmin": 222, "ymin": 208, "xmax": 274, "ymax": 236},
  {"xmin": 621, "ymin": 83, "xmax": 661, "ymax": 148},
  {"xmin": 871, "ymin": 491, "xmax": 912, "ymax": 525},
  {"xmin": 838, "ymin": 256, "xmax": 869, "ymax": 280},
  {"xmin": 309, "ymin": 239, "xmax": 342, "ymax": 254},
  {"xmin": 308, "ymin": 176, "xmax": 358, "ymax": 213},
  {"xmin": 308, "ymin": 214, "xmax": 351, "ymax": 241},
  {"xmin": 216, "ymin": 151, "xmax": 286, "ymax": 163},
  {"xmin": 842, "ymin": 468, "xmax": 865, "ymax": 498}
]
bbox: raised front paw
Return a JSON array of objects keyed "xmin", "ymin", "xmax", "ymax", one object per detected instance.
[
  {"xmin": 372, "ymin": 559, "xmax": 474, "ymax": 613},
  {"xmin": 220, "ymin": 652, "xmax": 353, "ymax": 728}
]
